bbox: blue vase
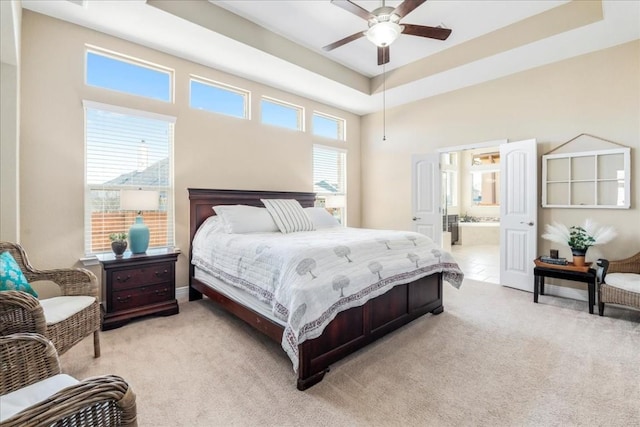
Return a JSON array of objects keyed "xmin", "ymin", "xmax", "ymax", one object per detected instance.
[{"xmin": 129, "ymin": 216, "xmax": 150, "ymax": 254}]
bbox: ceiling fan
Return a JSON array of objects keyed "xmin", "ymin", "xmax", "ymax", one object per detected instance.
[{"xmin": 322, "ymin": 0, "xmax": 452, "ymax": 66}]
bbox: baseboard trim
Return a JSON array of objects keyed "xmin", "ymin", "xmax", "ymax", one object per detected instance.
[
  {"xmin": 543, "ymin": 283, "xmax": 588, "ymax": 302},
  {"xmin": 176, "ymin": 286, "xmax": 189, "ymax": 303}
]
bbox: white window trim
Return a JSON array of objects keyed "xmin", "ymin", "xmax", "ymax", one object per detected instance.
[
  {"xmin": 82, "ymin": 100, "xmax": 176, "ymax": 123},
  {"xmin": 83, "ymin": 101, "xmax": 176, "ymax": 256},
  {"xmin": 189, "ymin": 75, "xmax": 251, "ymax": 119},
  {"xmin": 261, "ymin": 96, "xmax": 305, "ymax": 132},
  {"xmin": 85, "ymin": 45, "xmax": 175, "ymax": 103},
  {"xmin": 312, "ymin": 111, "xmax": 347, "ymax": 141}
]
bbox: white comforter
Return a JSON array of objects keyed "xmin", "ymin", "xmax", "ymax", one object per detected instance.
[{"xmin": 192, "ymin": 219, "xmax": 464, "ymax": 371}]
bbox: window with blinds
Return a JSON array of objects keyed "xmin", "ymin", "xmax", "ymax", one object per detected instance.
[
  {"xmin": 84, "ymin": 101, "xmax": 175, "ymax": 255},
  {"xmin": 313, "ymin": 145, "xmax": 347, "ymax": 225}
]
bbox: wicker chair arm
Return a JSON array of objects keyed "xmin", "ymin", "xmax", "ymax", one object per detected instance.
[
  {"xmin": 606, "ymin": 251, "xmax": 640, "ymax": 275},
  {"xmin": 24, "ymin": 268, "xmax": 98, "ymax": 298},
  {"xmin": 0, "ymin": 291, "xmax": 47, "ymax": 337},
  {"xmin": 1, "ymin": 375, "xmax": 137, "ymax": 427},
  {"xmin": 0, "ymin": 333, "xmax": 61, "ymax": 395},
  {"xmin": 0, "ymin": 241, "xmax": 98, "ymax": 298}
]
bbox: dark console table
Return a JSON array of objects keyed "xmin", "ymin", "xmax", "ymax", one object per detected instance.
[{"xmin": 533, "ymin": 265, "xmax": 596, "ymax": 314}]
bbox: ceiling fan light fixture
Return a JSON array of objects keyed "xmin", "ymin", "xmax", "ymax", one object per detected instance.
[{"xmin": 365, "ymin": 21, "xmax": 402, "ymax": 47}]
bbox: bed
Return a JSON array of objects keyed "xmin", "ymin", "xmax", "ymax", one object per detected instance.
[{"xmin": 188, "ymin": 188, "xmax": 463, "ymax": 390}]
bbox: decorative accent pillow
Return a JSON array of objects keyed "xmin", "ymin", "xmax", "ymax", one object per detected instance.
[
  {"xmin": 304, "ymin": 207, "xmax": 341, "ymax": 229},
  {"xmin": 261, "ymin": 199, "xmax": 315, "ymax": 234},
  {"xmin": 0, "ymin": 251, "xmax": 38, "ymax": 297},
  {"xmin": 212, "ymin": 205, "xmax": 279, "ymax": 234}
]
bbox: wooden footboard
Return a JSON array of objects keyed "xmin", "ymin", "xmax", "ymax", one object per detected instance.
[
  {"xmin": 190, "ymin": 271, "xmax": 443, "ymax": 390},
  {"xmin": 188, "ymin": 188, "xmax": 445, "ymax": 390},
  {"xmin": 296, "ymin": 273, "xmax": 442, "ymax": 390}
]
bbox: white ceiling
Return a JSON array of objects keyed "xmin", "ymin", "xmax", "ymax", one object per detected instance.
[{"xmin": 20, "ymin": 0, "xmax": 640, "ymax": 115}]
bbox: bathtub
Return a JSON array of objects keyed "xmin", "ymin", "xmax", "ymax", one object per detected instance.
[{"xmin": 458, "ymin": 222, "xmax": 500, "ymax": 246}]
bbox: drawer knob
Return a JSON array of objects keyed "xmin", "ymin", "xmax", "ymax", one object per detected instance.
[
  {"xmin": 155, "ymin": 269, "xmax": 169, "ymax": 277},
  {"xmin": 116, "ymin": 295, "xmax": 132, "ymax": 303},
  {"xmin": 116, "ymin": 275, "xmax": 132, "ymax": 283},
  {"xmin": 155, "ymin": 288, "xmax": 168, "ymax": 296}
]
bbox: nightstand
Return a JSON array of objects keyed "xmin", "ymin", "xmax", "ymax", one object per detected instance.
[{"xmin": 98, "ymin": 248, "xmax": 180, "ymax": 330}]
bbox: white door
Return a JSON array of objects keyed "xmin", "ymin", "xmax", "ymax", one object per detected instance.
[
  {"xmin": 411, "ymin": 153, "xmax": 441, "ymax": 246},
  {"xmin": 500, "ymin": 139, "xmax": 538, "ymax": 292}
]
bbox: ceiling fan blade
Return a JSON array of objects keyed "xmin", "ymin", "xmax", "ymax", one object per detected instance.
[
  {"xmin": 330, "ymin": 0, "xmax": 374, "ymax": 21},
  {"xmin": 393, "ymin": 0, "xmax": 427, "ymax": 19},
  {"xmin": 377, "ymin": 46, "xmax": 390, "ymax": 66},
  {"xmin": 402, "ymin": 24, "xmax": 452, "ymax": 40},
  {"xmin": 322, "ymin": 31, "xmax": 365, "ymax": 51}
]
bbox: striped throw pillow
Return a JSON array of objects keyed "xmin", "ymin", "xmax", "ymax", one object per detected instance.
[{"xmin": 261, "ymin": 199, "xmax": 315, "ymax": 234}]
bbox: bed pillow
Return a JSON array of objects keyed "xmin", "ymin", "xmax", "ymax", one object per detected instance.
[
  {"xmin": 305, "ymin": 207, "xmax": 341, "ymax": 229},
  {"xmin": 212, "ymin": 205, "xmax": 279, "ymax": 234},
  {"xmin": 0, "ymin": 251, "xmax": 38, "ymax": 297},
  {"xmin": 261, "ymin": 199, "xmax": 314, "ymax": 234}
]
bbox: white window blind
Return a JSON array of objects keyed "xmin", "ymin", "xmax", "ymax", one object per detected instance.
[
  {"xmin": 313, "ymin": 145, "xmax": 347, "ymax": 224},
  {"xmin": 84, "ymin": 101, "xmax": 175, "ymax": 255}
]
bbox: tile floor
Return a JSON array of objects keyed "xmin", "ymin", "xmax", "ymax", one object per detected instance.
[{"xmin": 451, "ymin": 244, "xmax": 500, "ymax": 284}]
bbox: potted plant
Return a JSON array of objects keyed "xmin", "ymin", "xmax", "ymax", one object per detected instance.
[
  {"xmin": 109, "ymin": 232, "xmax": 128, "ymax": 257},
  {"xmin": 542, "ymin": 219, "xmax": 616, "ymax": 266}
]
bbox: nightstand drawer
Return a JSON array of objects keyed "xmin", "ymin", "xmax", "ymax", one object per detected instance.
[
  {"xmin": 111, "ymin": 283, "xmax": 173, "ymax": 312},
  {"xmin": 111, "ymin": 262, "xmax": 174, "ymax": 291}
]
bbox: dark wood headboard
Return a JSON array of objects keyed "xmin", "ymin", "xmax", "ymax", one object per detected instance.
[{"xmin": 188, "ymin": 188, "xmax": 316, "ymax": 249}]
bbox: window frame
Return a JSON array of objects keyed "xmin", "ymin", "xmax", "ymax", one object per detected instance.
[
  {"xmin": 189, "ymin": 75, "xmax": 251, "ymax": 119},
  {"xmin": 312, "ymin": 111, "xmax": 346, "ymax": 141},
  {"xmin": 313, "ymin": 144, "xmax": 347, "ymax": 225},
  {"xmin": 260, "ymin": 96, "xmax": 304, "ymax": 131},
  {"xmin": 82, "ymin": 100, "xmax": 176, "ymax": 256},
  {"xmin": 85, "ymin": 45, "xmax": 174, "ymax": 103}
]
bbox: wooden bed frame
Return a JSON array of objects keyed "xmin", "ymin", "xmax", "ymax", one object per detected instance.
[{"xmin": 188, "ymin": 188, "xmax": 444, "ymax": 390}]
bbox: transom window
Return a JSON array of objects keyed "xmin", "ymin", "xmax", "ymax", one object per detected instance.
[
  {"xmin": 190, "ymin": 77, "xmax": 249, "ymax": 119},
  {"xmin": 261, "ymin": 97, "xmax": 304, "ymax": 131},
  {"xmin": 84, "ymin": 101, "xmax": 175, "ymax": 255},
  {"xmin": 85, "ymin": 48, "xmax": 172, "ymax": 102},
  {"xmin": 312, "ymin": 112, "xmax": 346, "ymax": 140}
]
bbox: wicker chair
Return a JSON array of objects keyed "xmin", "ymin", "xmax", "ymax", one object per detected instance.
[
  {"xmin": 598, "ymin": 251, "xmax": 640, "ymax": 316},
  {"xmin": 0, "ymin": 333, "xmax": 136, "ymax": 427},
  {"xmin": 0, "ymin": 241, "xmax": 101, "ymax": 357}
]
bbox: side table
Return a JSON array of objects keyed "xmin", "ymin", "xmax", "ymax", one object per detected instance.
[
  {"xmin": 533, "ymin": 265, "xmax": 596, "ymax": 314},
  {"xmin": 98, "ymin": 248, "xmax": 180, "ymax": 330}
]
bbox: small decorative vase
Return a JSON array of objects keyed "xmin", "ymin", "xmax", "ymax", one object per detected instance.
[
  {"xmin": 111, "ymin": 240, "xmax": 127, "ymax": 257},
  {"xmin": 571, "ymin": 248, "xmax": 587, "ymax": 266}
]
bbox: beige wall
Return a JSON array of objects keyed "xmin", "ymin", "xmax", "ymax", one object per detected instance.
[
  {"xmin": 18, "ymin": 11, "xmax": 361, "ymax": 289},
  {"xmin": 361, "ymin": 40, "xmax": 640, "ymax": 263}
]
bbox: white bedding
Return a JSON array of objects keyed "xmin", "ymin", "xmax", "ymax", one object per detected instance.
[{"xmin": 192, "ymin": 217, "xmax": 464, "ymax": 371}]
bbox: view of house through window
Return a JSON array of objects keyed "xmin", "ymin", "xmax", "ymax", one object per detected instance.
[
  {"xmin": 313, "ymin": 145, "xmax": 347, "ymax": 225},
  {"xmin": 84, "ymin": 101, "xmax": 175, "ymax": 254}
]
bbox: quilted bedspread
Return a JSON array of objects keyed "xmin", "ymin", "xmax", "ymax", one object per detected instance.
[{"xmin": 192, "ymin": 222, "xmax": 464, "ymax": 371}]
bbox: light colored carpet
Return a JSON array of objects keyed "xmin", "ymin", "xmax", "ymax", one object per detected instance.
[{"xmin": 62, "ymin": 280, "xmax": 640, "ymax": 426}]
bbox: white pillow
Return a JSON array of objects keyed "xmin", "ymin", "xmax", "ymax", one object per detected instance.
[
  {"xmin": 212, "ymin": 205, "xmax": 279, "ymax": 234},
  {"xmin": 261, "ymin": 199, "xmax": 314, "ymax": 234},
  {"xmin": 305, "ymin": 207, "xmax": 341, "ymax": 229}
]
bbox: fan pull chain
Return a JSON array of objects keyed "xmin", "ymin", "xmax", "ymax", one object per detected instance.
[{"xmin": 382, "ymin": 62, "xmax": 386, "ymax": 141}]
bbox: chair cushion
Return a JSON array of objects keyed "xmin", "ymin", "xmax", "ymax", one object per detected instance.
[
  {"xmin": 39, "ymin": 296, "xmax": 96, "ymax": 325},
  {"xmin": 0, "ymin": 252, "xmax": 38, "ymax": 298},
  {"xmin": 0, "ymin": 374, "xmax": 78, "ymax": 422},
  {"xmin": 604, "ymin": 273, "xmax": 640, "ymax": 294}
]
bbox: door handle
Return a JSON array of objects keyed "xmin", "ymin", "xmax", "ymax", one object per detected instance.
[
  {"xmin": 520, "ymin": 221, "xmax": 534, "ymax": 226},
  {"xmin": 412, "ymin": 217, "xmax": 422, "ymax": 221}
]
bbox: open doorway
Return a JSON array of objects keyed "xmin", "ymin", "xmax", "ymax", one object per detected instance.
[{"xmin": 441, "ymin": 147, "xmax": 501, "ymax": 284}]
